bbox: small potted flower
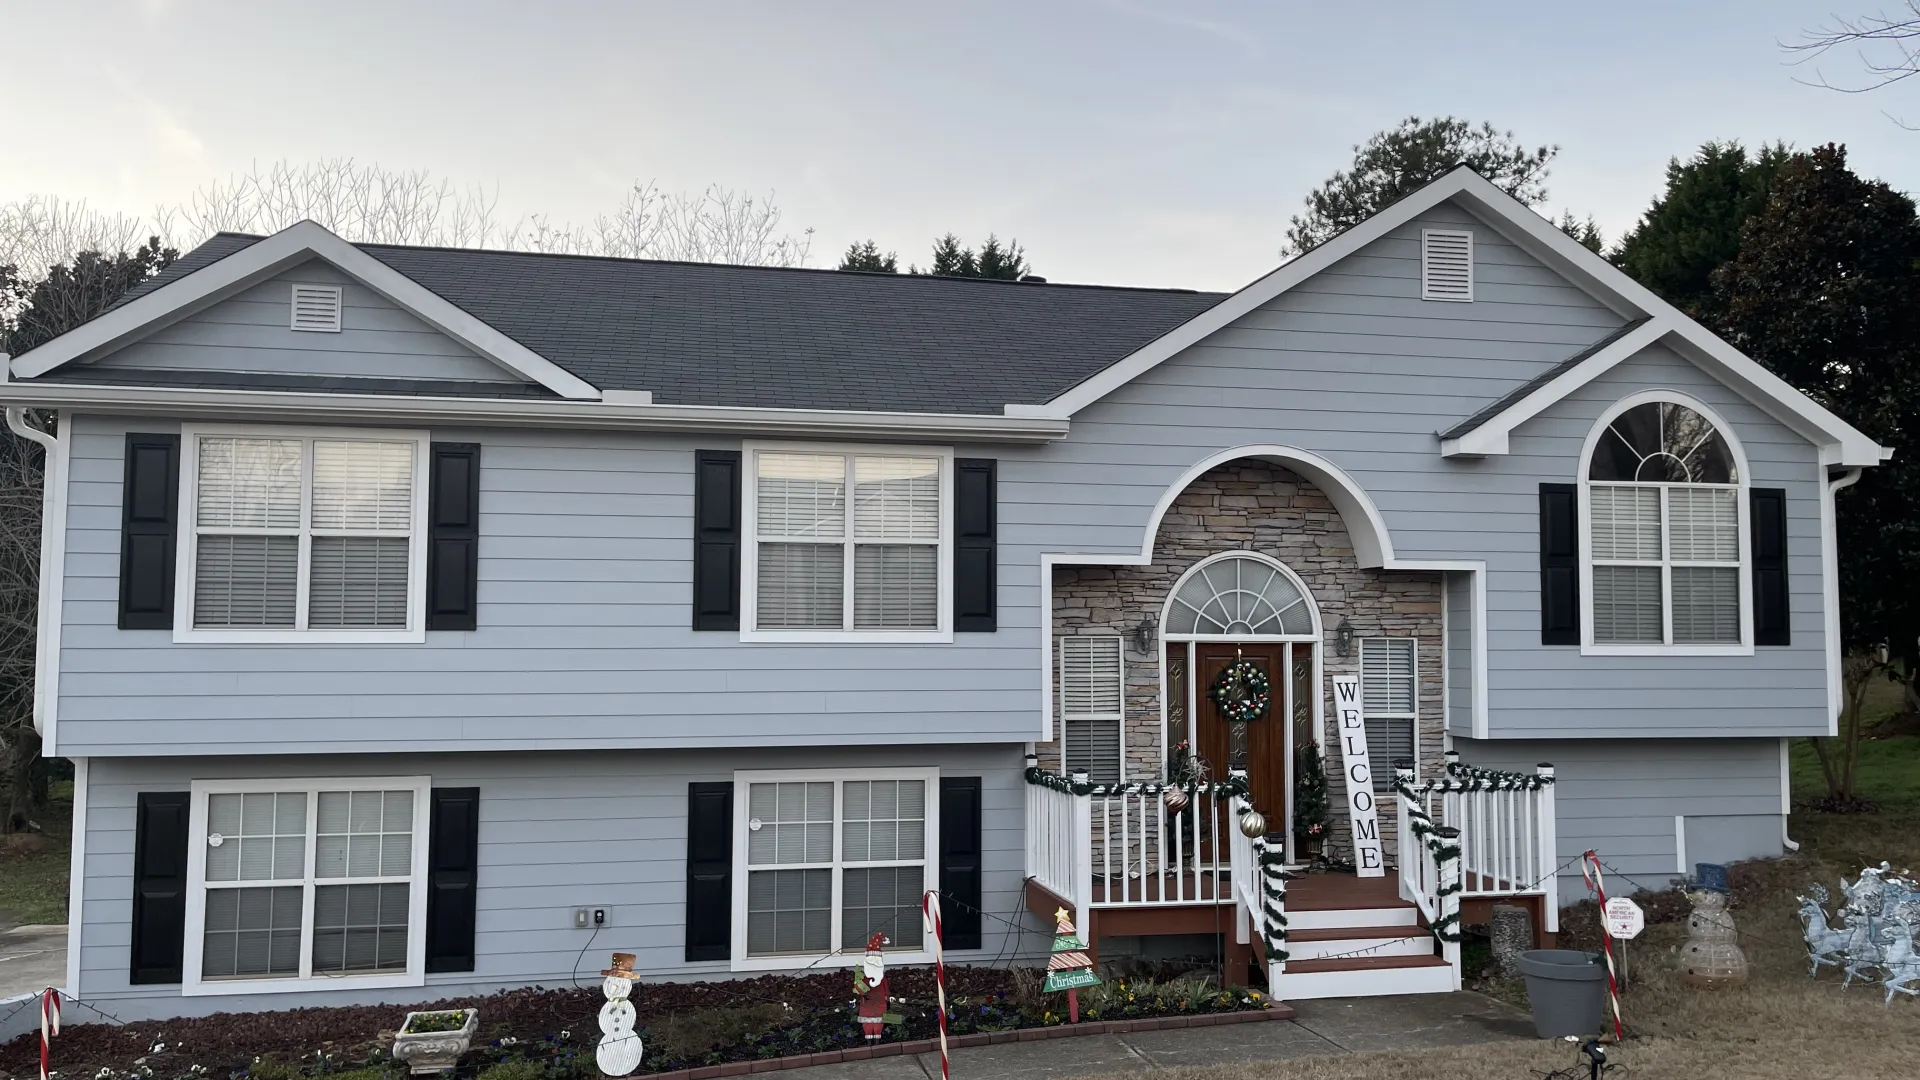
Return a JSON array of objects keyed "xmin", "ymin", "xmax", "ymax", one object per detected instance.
[{"xmin": 391, "ymin": 1008, "xmax": 478, "ymax": 1074}]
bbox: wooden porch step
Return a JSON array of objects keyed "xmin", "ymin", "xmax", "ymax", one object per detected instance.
[
  {"xmin": 1282, "ymin": 953, "xmax": 1450, "ymax": 974},
  {"xmin": 1288, "ymin": 925, "xmax": 1432, "ymax": 943}
]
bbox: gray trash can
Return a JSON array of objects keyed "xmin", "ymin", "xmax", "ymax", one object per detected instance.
[{"xmin": 1517, "ymin": 949, "xmax": 1607, "ymax": 1038}]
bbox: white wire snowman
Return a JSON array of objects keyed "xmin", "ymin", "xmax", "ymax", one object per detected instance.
[{"xmin": 596, "ymin": 952, "xmax": 645, "ymax": 1077}]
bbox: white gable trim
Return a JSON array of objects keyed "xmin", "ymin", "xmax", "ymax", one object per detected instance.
[
  {"xmin": 1440, "ymin": 319, "xmax": 1669, "ymax": 457},
  {"xmin": 1010, "ymin": 169, "xmax": 1887, "ymax": 469},
  {"xmin": 9, "ymin": 221, "xmax": 604, "ymax": 400}
]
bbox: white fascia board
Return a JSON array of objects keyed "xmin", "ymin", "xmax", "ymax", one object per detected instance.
[
  {"xmin": 9, "ymin": 221, "xmax": 605, "ymax": 401},
  {"xmin": 0, "ymin": 380, "xmax": 1071, "ymax": 442},
  {"xmin": 1440, "ymin": 319, "xmax": 1672, "ymax": 458}
]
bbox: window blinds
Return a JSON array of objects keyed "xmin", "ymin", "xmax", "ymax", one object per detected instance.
[
  {"xmin": 1058, "ymin": 636, "xmax": 1123, "ymax": 782},
  {"xmin": 1359, "ymin": 638, "xmax": 1416, "ymax": 789}
]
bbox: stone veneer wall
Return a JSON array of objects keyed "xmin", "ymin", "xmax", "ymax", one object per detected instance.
[{"xmin": 1046, "ymin": 462, "xmax": 1444, "ymax": 861}]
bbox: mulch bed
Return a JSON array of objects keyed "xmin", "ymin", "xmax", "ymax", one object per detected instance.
[{"xmin": 0, "ymin": 968, "xmax": 1268, "ymax": 1079}]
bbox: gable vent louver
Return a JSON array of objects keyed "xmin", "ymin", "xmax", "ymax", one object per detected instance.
[
  {"xmin": 290, "ymin": 284, "xmax": 344, "ymax": 332},
  {"xmin": 1420, "ymin": 229, "xmax": 1473, "ymax": 302}
]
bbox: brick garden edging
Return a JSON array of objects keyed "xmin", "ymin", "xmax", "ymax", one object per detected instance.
[{"xmin": 651, "ymin": 1004, "xmax": 1299, "ymax": 1080}]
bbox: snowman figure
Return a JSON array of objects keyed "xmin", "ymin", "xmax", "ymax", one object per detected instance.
[{"xmin": 596, "ymin": 952, "xmax": 645, "ymax": 1077}]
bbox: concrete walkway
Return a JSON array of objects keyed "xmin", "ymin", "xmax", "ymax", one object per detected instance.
[
  {"xmin": 800, "ymin": 993, "xmax": 1532, "ymax": 1079},
  {"xmin": 0, "ymin": 925, "xmax": 65, "ymax": 999}
]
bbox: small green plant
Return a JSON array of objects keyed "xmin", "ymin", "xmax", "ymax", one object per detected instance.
[
  {"xmin": 401, "ymin": 1010, "xmax": 470, "ymax": 1034},
  {"xmin": 243, "ymin": 1062, "xmax": 302, "ymax": 1080},
  {"xmin": 647, "ymin": 1003, "xmax": 788, "ymax": 1063},
  {"xmin": 475, "ymin": 1061, "xmax": 547, "ymax": 1080}
]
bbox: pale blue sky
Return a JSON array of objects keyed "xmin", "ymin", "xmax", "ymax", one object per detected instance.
[{"xmin": 5, "ymin": 0, "xmax": 1918, "ymax": 289}]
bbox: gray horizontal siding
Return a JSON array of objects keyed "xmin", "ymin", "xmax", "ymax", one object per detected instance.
[
  {"xmin": 1455, "ymin": 737, "xmax": 1785, "ymax": 906},
  {"xmin": 1446, "ymin": 572, "xmax": 1473, "ymax": 735},
  {"xmin": 89, "ymin": 261, "xmax": 524, "ymax": 384},
  {"xmin": 1000, "ymin": 200, "xmax": 1830, "ymax": 738},
  {"xmin": 57, "ymin": 416, "xmax": 1042, "ymax": 756},
  {"xmin": 75, "ymin": 745, "xmax": 1042, "ymax": 1021}
]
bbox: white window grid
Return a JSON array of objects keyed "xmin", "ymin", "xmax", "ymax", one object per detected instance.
[
  {"xmin": 175, "ymin": 425, "xmax": 431, "ymax": 644},
  {"xmin": 731, "ymin": 768, "xmax": 939, "ymax": 970},
  {"xmin": 182, "ymin": 776, "xmax": 431, "ymax": 996},
  {"xmin": 1056, "ymin": 635, "xmax": 1126, "ymax": 781},
  {"xmin": 1587, "ymin": 480, "xmax": 1743, "ymax": 647},
  {"xmin": 740, "ymin": 442, "xmax": 954, "ymax": 642}
]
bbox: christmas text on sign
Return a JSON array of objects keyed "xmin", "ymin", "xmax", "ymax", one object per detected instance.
[{"xmin": 1331, "ymin": 675, "xmax": 1384, "ymax": 877}]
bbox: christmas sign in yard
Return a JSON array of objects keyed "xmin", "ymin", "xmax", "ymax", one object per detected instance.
[{"xmin": 1331, "ymin": 675, "xmax": 1384, "ymax": 877}]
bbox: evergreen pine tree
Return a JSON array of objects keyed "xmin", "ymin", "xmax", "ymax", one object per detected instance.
[
  {"xmin": 1612, "ymin": 141, "xmax": 1791, "ymax": 317},
  {"xmin": 928, "ymin": 233, "xmax": 976, "ymax": 276},
  {"xmin": 837, "ymin": 240, "xmax": 898, "ymax": 273},
  {"xmin": 973, "ymin": 234, "xmax": 1029, "ymax": 279},
  {"xmin": 1291, "ymin": 740, "xmax": 1332, "ymax": 848}
]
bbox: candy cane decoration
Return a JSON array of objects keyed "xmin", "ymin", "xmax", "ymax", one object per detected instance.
[
  {"xmin": 921, "ymin": 891, "xmax": 949, "ymax": 1080},
  {"xmin": 39, "ymin": 988, "xmax": 60, "ymax": 1080},
  {"xmin": 1581, "ymin": 851, "xmax": 1625, "ymax": 1042}
]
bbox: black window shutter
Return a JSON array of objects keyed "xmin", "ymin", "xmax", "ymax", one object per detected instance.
[
  {"xmin": 427, "ymin": 443, "xmax": 481, "ymax": 631},
  {"xmin": 1752, "ymin": 487, "xmax": 1790, "ymax": 646},
  {"xmin": 938, "ymin": 777, "xmax": 983, "ymax": 950},
  {"xmin": 129, "ymin": 791, "xmax": 190, "ymax": 984},
  {"xmin": 1539, "ymin": 483, "xmax": 1579, "ymax": 645},
  {"xmin": 693, "ymin": 451, "xmax": 742, "ymax": 630},
  {"xmin": 686, "ymin": 782, "xmax": 733, "ymax": 961},
  {"xmin": 425, "ymin": 787, "xmax": 481, "ymax": 973},
  {"xmin": 119, "ymin": 434, "xmax": 180, "ymax": 630},
  {"xmin": 954, "ymin": 459, "xmax": 997, "ymax": 633}
]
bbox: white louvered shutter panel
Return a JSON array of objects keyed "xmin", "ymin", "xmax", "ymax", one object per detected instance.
[
  {"xmin": 290, "ymin": 284, "xmax": 344, "ymax": 332},
  {"xmin": 1359, "ymin": 638, "xmax": 1416, "ymax": 789},
  {"xmin": 1058, "ymin": 636, "xmax": 1123, "ymax": 782},
  {"xmin": 1420, "ymin": 230, "xmax": 1473, "ymax": 302},
  {"xmin": 308, "ymin": 440, "xmax": 415, "ymax": 628}
]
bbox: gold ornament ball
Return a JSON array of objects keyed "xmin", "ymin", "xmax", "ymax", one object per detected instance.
[
  {"xmin": 1238, "ymin": 809, "xmax": 1267, "ymax": 838},
  {"xmin": 1162, "ymin": 788, "xmax": 1190, "ymax": 815}
]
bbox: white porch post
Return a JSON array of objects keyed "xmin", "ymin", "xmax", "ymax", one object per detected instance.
[
  {"xmin": 1536, "ymin": 763, "xmax": 1559, "ymax": 932},
  {"xmin": 1070, "ymin": 771, "xmax": 1094, "ymax": 921}
]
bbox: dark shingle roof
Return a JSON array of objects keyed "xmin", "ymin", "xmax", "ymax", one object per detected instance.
[
  {"xmin": 102, "ymin": 233, "xmax": 1227, "ymax": 414},
  {"xmin": 1438, "ymin": 319, "xmax": 1651, "ymax": 440}
]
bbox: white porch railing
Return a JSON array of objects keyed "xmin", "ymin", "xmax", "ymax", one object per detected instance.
[
  {"xmin": 1025, "ymin": 768, "xmax": 1092, "ymax": 916},
  {"xmin": 1395, "ymin": 755, "xmax": 1559, "ymax": 934}
]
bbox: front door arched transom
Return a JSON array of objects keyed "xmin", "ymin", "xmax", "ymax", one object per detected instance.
[{"xmin": 1163, "ymin": 553, "xmax": 1320, "ymax": 639}]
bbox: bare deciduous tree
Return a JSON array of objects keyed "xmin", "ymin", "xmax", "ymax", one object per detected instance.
[{"xmin": 1789, "ymin": 4, "xmax": 1920, "ymax": 125}]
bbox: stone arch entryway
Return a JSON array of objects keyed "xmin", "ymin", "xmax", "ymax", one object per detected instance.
[{"xmin": 1048, "ymin": 459, "xmax": 1445, "ymax": 864}]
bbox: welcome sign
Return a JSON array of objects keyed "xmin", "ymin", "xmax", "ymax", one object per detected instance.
[{"xmin": 1331, "ymin": 675, "xmax": 1385, "ymax": 877}]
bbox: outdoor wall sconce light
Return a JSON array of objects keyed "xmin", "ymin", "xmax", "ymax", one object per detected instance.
[
  {"xmin": 1131, "ymin": 617, "xmax": 1157, "ymax": 656},
  {"xmin": 1336, "ymin": 617, "xmax": 1355, "ymax": 657}
]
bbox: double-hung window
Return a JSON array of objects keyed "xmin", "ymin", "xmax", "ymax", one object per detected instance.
[
  {"xmin": 1056, "ymin": 635, "xmax": 1125, "ymax": 782},
  {"xmin": 183, "ymin": 777, "xmax": 430, "ymax": 995},
  {"xmin": 1358, "ymin": 638, "xmax": 1416, "ymax": 791},
  {"xmin": 1582, "ymin": 398, "xmax": 1748, "ymax": 652},
  {"xmin": 742, "ymin": 443, "xmax": 952, "ymax": 640},
  {"xmin": 177, "ymin": 425, "xmax": 429, "ymax": 643},
  {"xmin": 733, "ymin": 769, "xmax": 936, "ymax": 969}
]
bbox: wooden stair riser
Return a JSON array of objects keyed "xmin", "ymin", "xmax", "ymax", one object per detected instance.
[
  {"xmin": 1271, "ymin": 960, "xmax": 1458, "ymax": 999},
  {"xmin": 1285, "ymin": 906, "xmax": 1422, "ymax": 931}
]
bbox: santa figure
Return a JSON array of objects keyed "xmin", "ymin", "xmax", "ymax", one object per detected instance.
[{"xmin": 853, "ymin": 932, "xmax": 890, "ymax": 1041}]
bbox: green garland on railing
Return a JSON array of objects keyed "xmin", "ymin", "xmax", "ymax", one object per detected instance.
[
  {"xmin": 1023, "ymin": 765, "xmax": 1250, "ymax": 799},
  {"xmin": 1259, "ymin": 839, "xmax": 1289, "ymax": 963},
  {"xmin": 1393, "ymin": 774, "xmax": 1464, "ymax": 944},
  {"xmin": 1440, "ymin": 760, "xmax": 1554, "ymax": 792}
]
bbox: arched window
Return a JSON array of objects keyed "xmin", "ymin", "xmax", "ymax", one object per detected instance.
[
  {"xmin": 1164, "ymin": 554, "xmax": 1316, "ymax": 637},
  {"xmin": 1583, "ymin": 397, "xmax": 1746, "ymax": 648}
]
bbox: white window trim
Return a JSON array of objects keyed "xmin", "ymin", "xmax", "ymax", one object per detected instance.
[
  {"xmin": 1056, "ymin": 634, "xmax": 1126, "ymax": 783},
  {"xmin": 739, "ymin": 440, "xmax": 954, "ymax": 643},
  {"xmin": 182, "ymin": 775, "xmax": 431, "ymax": 996},
  {"xmin": 1577, "ymin": 390, "xmax": 1754, "ymax": 656},
  {"xmin": 730, "ymin": 767, "xmax": 939, "ymax": 972},
  {"xmin": 174, "ymin": 423, "xmax": 432, "ymax": 644},
  {"xmin": 1358, "ymin": 637, "xmax": 1418, "ymax": 788}
]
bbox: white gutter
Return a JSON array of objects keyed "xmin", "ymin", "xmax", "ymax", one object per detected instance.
[
  {"xmin": 6, "ymin": 406, "xmax": 67, "ymax": 753},
  {"xmin": 0, "ymin": 381, "xmax": 1071, "ymax": 443}
]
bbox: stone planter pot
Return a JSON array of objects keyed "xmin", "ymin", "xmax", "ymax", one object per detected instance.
[{"xmin": 392, "ymin": 1008, "xmax": 478, "ymax": 1074}]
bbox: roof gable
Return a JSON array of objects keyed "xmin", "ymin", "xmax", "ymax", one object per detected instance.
[{"xmin": 1012, "ymin": 167, "xmax": 1887, "ymax": 469}]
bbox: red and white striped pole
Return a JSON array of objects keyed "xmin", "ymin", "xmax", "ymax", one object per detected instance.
[
  {"xmin": 1580, "ymin": 851, "xmax": 1625, "ymax": 1042},
  {"xmin": 39, "ymin": 987, "xmax": 61, "ymax": 1080},
  {"xmin": 921, "ymin": 892, "xmax": 950, "ymax": 1080}
]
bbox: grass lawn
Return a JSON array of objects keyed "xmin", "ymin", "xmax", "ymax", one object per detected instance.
[
  {"xmin": 1095, "ymin": 725, "xmax": 1920, "ymax": 1079},
  {"xmin": 0, "ymin": 783, "xmax": 71, "ymax": 927}
]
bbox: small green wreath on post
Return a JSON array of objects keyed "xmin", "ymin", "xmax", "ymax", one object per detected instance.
[{"xmin": 1208, "ymin": 657, "xmax": 1270, "ymax": 723}]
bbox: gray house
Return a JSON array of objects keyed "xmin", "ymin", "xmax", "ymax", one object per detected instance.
[{"xmin": 3, "ymin": 166, "xmax": 1885, "ymax": 1016}]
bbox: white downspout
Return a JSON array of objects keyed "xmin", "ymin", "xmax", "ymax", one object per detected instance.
[
  {"xmin": 6, "ymin": 405, "xmax": 64, "ymax": 748},
  {"xmin": 1792, "ymin": 466, "xmax": 1865, "ymax": 852}
]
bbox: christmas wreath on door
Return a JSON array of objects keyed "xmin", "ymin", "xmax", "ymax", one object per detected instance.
[{"xmin": 1208, "ymin": 655, "xmax": 1270, "ymax": 723}]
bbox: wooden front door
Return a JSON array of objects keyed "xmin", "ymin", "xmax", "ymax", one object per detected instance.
[{"xmin": 1194, "ymin": 643, "xmax": 1291, "ymax": 836}]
